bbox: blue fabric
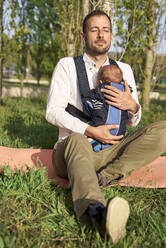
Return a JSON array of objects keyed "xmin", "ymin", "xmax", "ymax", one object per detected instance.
[{"xmin": 85, "ymin": 82, "xmax": 127, "ymax": 152}]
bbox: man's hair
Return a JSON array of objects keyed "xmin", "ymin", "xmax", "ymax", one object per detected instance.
[{"xmin": 82, "ymin": 10, "xmax": 112, "ymax": 33}]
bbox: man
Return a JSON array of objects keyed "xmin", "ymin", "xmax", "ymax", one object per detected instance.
[{"xmin": 46, "ymin": 10, "xmax": 166, "ymax": 243}]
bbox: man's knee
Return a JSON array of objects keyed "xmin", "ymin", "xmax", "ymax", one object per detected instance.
[
  {"xmin": 157, "ymin": 121, "xmax": 166, "ymax": 147},
  {"xmin": 146, "ymin": 121, "xmax": 166, "ymax": 133},
  {"xmin": 146, "ymin": 121, "xmax": 166, "ymax": 148}
]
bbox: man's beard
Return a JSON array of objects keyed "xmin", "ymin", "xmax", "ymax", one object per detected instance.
[{"xmin": 85, "ymin": 40, "xmax": 110, "ymax": 56}]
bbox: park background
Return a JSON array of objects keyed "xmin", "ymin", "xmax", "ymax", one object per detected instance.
[{"xmin": 0, "ymin": 1, "xmax": 166, "ymax": 247}]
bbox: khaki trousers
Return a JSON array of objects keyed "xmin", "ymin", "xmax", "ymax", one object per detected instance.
[{"xmin": 52, "ymin": 121, "xmax": 166, "ymax": 220}]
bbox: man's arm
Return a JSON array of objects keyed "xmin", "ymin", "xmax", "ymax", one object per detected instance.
[{"xmin": 46, "ymin": 58, "xmax": 89, "ymax": 134}]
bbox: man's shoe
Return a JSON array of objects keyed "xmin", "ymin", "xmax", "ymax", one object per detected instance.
[
  {"xmin": 105, "ymin": 196, "xmax": 130, "ymax": 244},
  {"xmin": 86, "ymin": 202, "xmax": 105, "ymax": 226}
]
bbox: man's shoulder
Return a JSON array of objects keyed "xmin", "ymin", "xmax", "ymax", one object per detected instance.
[
  {"xmin": 58, "ymin": 56, "xmax": 74, "ymax": 65},
  {"xmin": 115, "ymin": 60, "xmax": 131, "ymax": 70},
  {"xmin": 55, "ymin": 57, "xmax": 76, "ymax": 73}
]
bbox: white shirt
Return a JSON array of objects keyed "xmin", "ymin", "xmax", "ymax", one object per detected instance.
[{"xmin": 46, "ymin": 53, "xmax": 141, "ymax": 148}]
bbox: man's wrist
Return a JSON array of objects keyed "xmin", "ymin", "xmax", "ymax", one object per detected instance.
[
  {"xmin": 128, "ymin": 100, "xmax": 138, "ymax": 114},
  {"xmin": 84, "ymin": 126, "xmax": 95, "ymax": 138}
]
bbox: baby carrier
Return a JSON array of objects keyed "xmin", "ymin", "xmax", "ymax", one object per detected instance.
[{"xmin": 65, "ymin": 55, "xmax": 128, "ymax": 151}]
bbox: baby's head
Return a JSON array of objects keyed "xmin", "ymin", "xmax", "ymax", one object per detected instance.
[{"xmin": 96, "ymin": 64, "xmax": 123, "ymax": 86}]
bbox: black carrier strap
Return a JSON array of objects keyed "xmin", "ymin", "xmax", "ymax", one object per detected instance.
[
  {"xmin": 66, "ymin": 103, "xmax": 91, "ymax": 122},
  {"xmin": 65, "ymin": 55, "xmax": 119, "ymax": 123},
  {"xmin": 73, "ymin": 55, "xmax": 90, "ymax": 98},
  {"xmin": 74, "ymin": 55, "xmax": 118, "ymax": 100}
]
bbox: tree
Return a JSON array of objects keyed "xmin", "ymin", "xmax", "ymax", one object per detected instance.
[
  {"xmin": 151, "ymin": 1, "xmax": 166, "ymax": 87},
  {"xmin": 0, "ymin": 0, "xmax": 4, "ymax": 98},
  {"xmin": 90, "ymin": 0, "xmax": 113, "ymax": 15},
  {"xmin": 11, "ymin": 0, "xmax": 30, "ymax": 87},
  {"xmin": 55, "ymin": 0, "xmax": 82, "ymax": 57},
  {"xmin": 4, "ymin": 0, "xmax": 165, "ymax": 93},
  {"xmin": 25, "ymin": 0, "xmax": 59, "ymax": 82},
  {"xmin": 82, "ymin": 0, "xmax": 89, "ymax": 18},
  {"xmin": 142, "ymin": 0, "xmax": 157, "ymax": 110},
  {"xmin": 101, "ymin": 0, "xmax": 113, "ymax": 16},
  {"xmin": 114, "ymin": 0, "xmax": 164, "ymax": 110}
]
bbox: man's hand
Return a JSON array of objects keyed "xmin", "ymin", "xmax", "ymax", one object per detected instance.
[
  {"xmin": 85, "ymin": 125, "xmax": 123, "ymax": 144},
  {"xmin": 101, "ymin": 81, "xmax": 138, "ymax": 114}
]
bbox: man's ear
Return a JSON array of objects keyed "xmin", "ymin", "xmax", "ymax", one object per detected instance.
[{"xmin": 80, "ymin": 32, "xmax": 85, "ymax": 41}]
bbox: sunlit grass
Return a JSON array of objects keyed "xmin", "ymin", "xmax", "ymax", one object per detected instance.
[
  {"xmin": 0, "ymin": 96, "xmax": 166, "ymax": 247},
  {"xmin": 0, "ymin": 166, "xmax": 166, "ymax": 248}
]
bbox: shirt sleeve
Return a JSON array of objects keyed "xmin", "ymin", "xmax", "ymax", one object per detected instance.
[
  {"xmin": 127, "ymin": 104, "xmax": 141, "ymax": 127},
  {"xmin": 117, "ymin": 61, "xmax": 142, "ymax": 127},
  {"xmin": 46, "ymin": 58, "xmax": 89, "ymax": 134}
]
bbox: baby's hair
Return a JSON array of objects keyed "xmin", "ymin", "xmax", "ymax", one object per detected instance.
[{"xmin": 96, "ymin": 65, "xmax": 123, "ymax": 86}]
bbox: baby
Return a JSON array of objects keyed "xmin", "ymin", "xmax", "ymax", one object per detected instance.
[
  {"xmin": 96, "ymin": 64, "xmax": 123, "ymax": 86},
  {"xmin": 83, "ymin": 64, "xmax": 128, "ymax": 152}
]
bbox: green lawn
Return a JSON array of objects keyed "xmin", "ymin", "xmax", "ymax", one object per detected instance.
[{"xmin": 0, "ymin": 96, "xmax": 166, "ymax": 248}]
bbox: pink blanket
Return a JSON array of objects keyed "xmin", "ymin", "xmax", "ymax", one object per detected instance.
[{"xmin": 0, "ymin": 146, "xmax": 166, "ymax": 188}]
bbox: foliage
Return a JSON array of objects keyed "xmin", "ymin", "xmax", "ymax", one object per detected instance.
[
  {"xmin": 8, "ymin": 0, "xmax": 60, "ymax": 82},
  {"xmin": 0, "ymin": 0, "xmax": 5, "ymax": 97},
  {"xmin": 54, "ymin": 0, "xmax": 83, "ymax": 57},
  {"xmin": 3, "ymin": 35, "xmax": 17, "ymax": 70},
  {"xmin": 115, "ymin": 1, "xmax": 155, "ymax": 72},
  {"xmin": 26, "ymin": 0, "xmax": 60, "ymax": 81},
  {"xmin": 10, "ymin": 1, "xmax": 30, "ymax": 82},
  {"xmin": 3, "ymin": 0, "xmax": 166, "ymax": 87},
  {"xmin": 113, "ymin": 0, "xmax": 166, "ymax": 110}
]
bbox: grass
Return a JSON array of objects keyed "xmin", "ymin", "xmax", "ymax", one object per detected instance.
[
  {"xmin": 0, "ymin": 167, "xmax": 166, "ymax": 248},
  {"xmin": 0, "ymin": 96, "xmax": 166, "ymax": 247},
  {"xmin": 0, "ymin": 95, "xmax": 58, "ymax": 149}
]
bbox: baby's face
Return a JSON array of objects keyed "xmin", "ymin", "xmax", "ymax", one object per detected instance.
[{"xmin": 101, "ymin": 71, "xmax": 118, "ymax": 83}]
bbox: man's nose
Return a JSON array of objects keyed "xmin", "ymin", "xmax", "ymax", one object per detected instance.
[{"xmin": 97, "ymin": 29, "xmax": 104, "ymax": 38}]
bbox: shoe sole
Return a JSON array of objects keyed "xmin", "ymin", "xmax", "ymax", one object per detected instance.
[{"xmin": 106, "ymin": 196, "xmax": 130, "ymax": 244}]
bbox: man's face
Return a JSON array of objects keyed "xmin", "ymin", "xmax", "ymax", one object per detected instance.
[{"xmin": 83, "ymin": 15, "xmax": 113, "ymax": 56}]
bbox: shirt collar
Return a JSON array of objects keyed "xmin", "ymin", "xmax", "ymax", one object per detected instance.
[
  {"xmin": 103, "ymin": 56, "xmax": 110, "ymax": 66},
  {"xmin": 83, "ymin": 53, "xmax": 109, "ymax": 68}
]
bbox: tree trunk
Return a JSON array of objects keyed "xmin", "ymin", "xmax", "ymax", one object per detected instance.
[
  {"xmin": 67, "ymin": 24, "xmax": 74, "ymax": 56},
  {"xmin": 0, "ymin": 0, "xmax": 4, "ymax": 98},
  {"xmin": 67, "ymin": 3, "xmax": 75, "ymax": 57},
  {"xmin": 102, "ymin": 0, "xmax": 113, "ymax": 16},
  {"xmin": 142, "ymin": 49, "xmax": 154, "ymax": 110},
  {"xmin": 142, "ymin": 0, "xmax": 156, "ymax": 110},
  {"xmin": 91, "ymin": 0, "xmax": 113, "ymax": 16},
  {"xmin": 82, "ymin": 0, "xmax": 89, "ymax": 18}
]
